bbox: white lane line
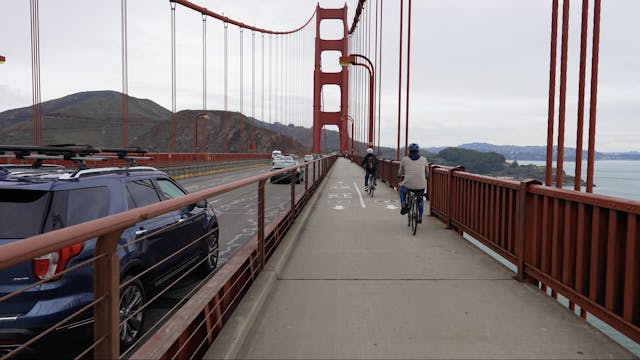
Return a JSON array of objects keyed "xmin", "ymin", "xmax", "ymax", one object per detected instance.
[{"xmin": 353, "ymin": 182, "xmax": 366, "ymax": 208}]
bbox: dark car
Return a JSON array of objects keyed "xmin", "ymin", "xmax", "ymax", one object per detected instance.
[
  {"xmin": 0, "ymin": 148, "xmax": 219, "ymax": 354},
  {"xmin": 270, "ymin": 158, "xmax": 303, "ymax": 184}
]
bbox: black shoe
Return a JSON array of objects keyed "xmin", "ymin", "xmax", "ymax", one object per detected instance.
[
  {"xmin": 400, "ymin": 207, "xmax": 409, "ymax": 215},
  {"xmin": 417, "ymin": 218, "xmax": 422, "ymax": 224}
]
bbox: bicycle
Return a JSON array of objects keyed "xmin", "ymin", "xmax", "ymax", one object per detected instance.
[
  {"xmin": 406, "ymin": 189, "xmax": 422, "ymax": 235},
  {"xmin": 366, "ymin": 172, "xmax": 377, "ymax": 197}
]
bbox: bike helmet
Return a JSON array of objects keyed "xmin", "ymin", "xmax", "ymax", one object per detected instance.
[
  {"xmin": 366, "ymin": 148, "xmax": 374, "ymax": 154},
  {"xmin": 408, "ymin": 143, "xmax": 420, "ymax": 152}
]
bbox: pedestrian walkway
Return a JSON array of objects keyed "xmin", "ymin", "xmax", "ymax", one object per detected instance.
[{"xmin": 206, "ymin": 157, "xmax": 634, "ymax": 359}]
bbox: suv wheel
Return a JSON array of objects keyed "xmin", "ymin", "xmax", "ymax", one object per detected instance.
[
  {"xmin": 120, "ymin": 276, "xmax": 145, "ymax": 349},
  {"xmin": 199, "ymin": 231, "xmax": 219, "ymax": 276}
]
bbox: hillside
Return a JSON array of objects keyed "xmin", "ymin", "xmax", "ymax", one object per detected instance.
[
  {"xmin": 137, "ymin": 110, "xmax": 309, "ymax": 154},
  {"xmin": 0, "ymin": 91, "xmax": 171, "ymax": 147}
]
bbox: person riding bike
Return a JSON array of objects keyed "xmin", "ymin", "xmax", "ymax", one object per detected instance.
[
  {"xmin": 398, "ymin": 143, "xmax": 428, "ymax": 223},
  {"xmin": 361, "ymin": 147, "xmax": 378, "ymax": 191}
]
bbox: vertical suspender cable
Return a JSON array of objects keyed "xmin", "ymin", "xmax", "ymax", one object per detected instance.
[
  {"xmin": 170, "ymin": 2, "xmax": 177, "ymax": 152},
  {"xmin": 239, "ymin": 28, "xmax": 245, "ymax": 150},
  {"xmin": 396, "ymin": 0, "xmax": 404, "ymax": 160},
  {"xmin": 262, "ymin": 34, "xmax": 265, "ymax": 123},
  {"xmin": 269, "ymin": 35, "xmax": 272, "ymax": 124},
  {"xmin": 30, "ymin": 0, "xmax": 42, "ymax": 146},
  {"xmin": 285, "ymin": 35, "xmax": 288, "ymax": 126},
  {"xmin": 251, "ymin": 31, "xmax": 255, "ymax": 151},
  {"xmin": 376, "ymin": 0, "xmax": 383, "ymax": 156},
  {"xmin": 556, "ymin": 0, "xmax": 570, "ymax": 188},
  {"xmin": 224, "ymin": 21, "xmax": 229, "ymax": 152},
  {"xmin": 202, "ymin": 13, "xmax": 207, "ymax": 152},
  {"xmin": 121, "ymin": 0, "xmax": 129, "ymax": 147},
  {"xmin": 404, "ymin": 0, "xmax": 412, "ymax": 153},
  {"xmin": 586, "ymin": 0, "xmax": 601, "ymax": 193},
  {"xmin": 574, "ymin": 0, "xmax": 589, "ymax": 191},
  {"xmin": 252, "ymin": 31, "xmax": 255, "ymax": 119},
  {"xmin": 367, "ymin": 3, "xmax": 371, "ymax": 148},
  {"xmin": 545, "ymin": 0, "xmax": 559, "ymax": 186},
  {"xmin": 240, "ymin": 28, "xmax": 244, "ymax": 114},
  {"xmin": 275, "ymin": 36, "xmax": 279, "ymax": 124}
]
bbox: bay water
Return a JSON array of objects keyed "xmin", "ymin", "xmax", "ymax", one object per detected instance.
[{"xmin": 512, "ymin": 160, "xmax": 640, "ymax": 201}]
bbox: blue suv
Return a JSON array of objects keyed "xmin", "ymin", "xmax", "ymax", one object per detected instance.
[{"xmin": 0, "ymin": 145, "xmax": 219, "ymax": 355}]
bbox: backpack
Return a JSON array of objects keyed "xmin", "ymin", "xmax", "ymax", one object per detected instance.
[{"xmin": 365, "ymin": 155, "xmax": 377, "ymax": 171}]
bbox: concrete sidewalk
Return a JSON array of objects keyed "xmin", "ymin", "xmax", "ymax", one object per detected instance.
[{"xmin": 206, "ymin": 157, "xmax": 634, "ymax": 359}]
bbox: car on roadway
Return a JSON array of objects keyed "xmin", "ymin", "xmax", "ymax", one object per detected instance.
[
  {"xmin": 0, "ymin": 146, "xmax": 220, "ymax": 354},
  {"xmin": 304, "ymin": 154, "xmax": 314, "ymax": 162},
  {"xmin": 270, "ymin": 158, "xmax": 303, "ymax": 184}
]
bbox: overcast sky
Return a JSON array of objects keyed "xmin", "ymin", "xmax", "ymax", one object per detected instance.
[{"xmin": 1, "ymin": 0, "xmax": 638, "ymax": 152}]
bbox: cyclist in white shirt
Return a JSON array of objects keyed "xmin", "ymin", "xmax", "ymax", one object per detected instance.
[{"xmin": 397, "ymin": 143, "xmax": 428, "ymax": 223}]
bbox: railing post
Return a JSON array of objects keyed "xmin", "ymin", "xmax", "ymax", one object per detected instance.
[
  {"xmin": 94, "ymin": 230, "xmax": 123, "ymax": 359},
  {"xmin": 447, "ymin": 166, "xmax": 465, "ymax": 229},
  {"xmin": 427, "ymin": 163, "xmax": 433, "ymax": 202},
  {"xmin": 290, "ymin": 169, "xmax": 296, "ymax": 224},
  {"xmin": 516, "ymin": 179, "xmax": 540, "ymax": 282},
  {"xmin": 305, "ymin": 163, "xmax": 309, "ymax": 192},
  {"xmin": 258, "ymin": 180, "xmax": 266, "ymax": 268}
]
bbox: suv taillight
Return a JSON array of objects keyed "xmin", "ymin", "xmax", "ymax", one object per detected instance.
[{"xmin": 32, "ymin": 243, "xmax": 83, "ymax": 281}]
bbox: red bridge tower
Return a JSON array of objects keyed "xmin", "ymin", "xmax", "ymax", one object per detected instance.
[{"xmin": 313, "ymin": 5, "xmax": 349, "ymax": 154}]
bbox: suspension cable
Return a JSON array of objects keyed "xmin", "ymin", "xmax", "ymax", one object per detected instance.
[
  {"xmin": 240, "ymin": 28, "xmax": 244, "ymax": 114},
  {"xmin": 405, "ymin": 0, "xmax": 412, "ymax": 155},
  {"xmin": 170, "ymin": 1, "xmax": 177, "ymax": 152},
  {"xmin": 261, "ymin": 33, "xmax": 265, "ymax": 123},
  {"xmin": 586, "ymin": 0, "xmax": 602, "ymax": 193},
  {"xmin": 252, "ymin": 31, "xmax": 255, "ymax": 119},
  {"xmin": 376, "ymin": 0, "xmax": 382, "ymax": 156},
  {"xmin": 397, "ymin": 0, "xmax": 404, "ymax": 160},
  {"xmin": 545, "ymin": 0, "xmax": 559, "ymax": 186},
  {"xmin": 202, "ymin": 13, "xmax": 207, "ymax": 152},
  {"xmin": 224, "ymin": 20, "xmax": 229, "ymax": 152},
  {"xmin": 121, "ymin": 0, "xmax": 129, "ymax": 147},
  {"xmin": 269, "ymin": 35, "xmax": 272, "ymax": 124},
  {"xmin": 172, "ymin": 0, "xmax": 315, "ymax": 35}
]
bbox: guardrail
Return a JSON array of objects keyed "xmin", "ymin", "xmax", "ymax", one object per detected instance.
[
  {"xmin": 427, "ymin": 164, "xmax": 640, "ymax": 345},
  {"xmin": 0, "ymin": 155, "xmax": 336, "ymax": 359}
]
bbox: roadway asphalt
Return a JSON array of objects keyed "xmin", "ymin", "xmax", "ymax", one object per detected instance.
[{"xmin": 206, "ymin": 157, "xmax": 635, "ymax": 359}]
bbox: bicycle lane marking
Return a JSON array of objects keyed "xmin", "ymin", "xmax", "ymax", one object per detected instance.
[
  {"xmin": 327, "ymin": 181, "xmax": 353, "ymax": 210},
  {"xmin": 352, "ymin": 182, "xmax": 366, "ymax": 208}
]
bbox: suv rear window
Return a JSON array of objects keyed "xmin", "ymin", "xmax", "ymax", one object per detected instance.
[
  {"xmin": 0, "ymin": 187, "xmax": 109, "ymax": 238},
  {"xmin": 0, "ymin": 189, "xmax": 50, "ymax": 238}
]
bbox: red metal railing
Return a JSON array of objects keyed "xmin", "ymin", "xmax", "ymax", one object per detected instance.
[
  {"xmin": 427, "ymin": 165, "xmax": 640, "ymax": 345},
  {"xmin": 0, "ymin": 155, "xmax": 336, "ymax": 359}
]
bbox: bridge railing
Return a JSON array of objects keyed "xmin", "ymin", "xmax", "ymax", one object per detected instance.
[
  {"xmin": 0, "ymin": 155, "xmax": 336, "ymax": 359},
  {"xmin": 428, "ymin": 165, "xmax": 640, "ymax": 345}
]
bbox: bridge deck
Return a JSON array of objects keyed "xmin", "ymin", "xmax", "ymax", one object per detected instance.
[{"xmin": 206, "ymin": 157, "xmax": 634, "ymax": 359}]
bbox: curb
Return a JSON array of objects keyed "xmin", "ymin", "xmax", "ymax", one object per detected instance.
[{"xmin": 204, "ymin": 162, "xmax": 336, "ymax": 359}]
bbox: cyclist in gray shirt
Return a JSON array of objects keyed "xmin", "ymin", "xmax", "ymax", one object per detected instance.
[{"xmin": 398, "ymin": 143, "xmax": 428, "ymax": 223}]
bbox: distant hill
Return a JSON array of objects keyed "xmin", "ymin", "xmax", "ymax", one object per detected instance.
[
  {"xmin": 0, "ymin": 91, "xmax": 309, "ymax": 154},
  {"xmin": 0, "ymin": 91, "xmax": 171, "ymax": 147},
  {"xmin": 424, "ymin": 142, "xmax": 639, "ymax": 161},
  {"xmin": 137, "ymin": 110, "xmax": 309, "ymax": 154}
]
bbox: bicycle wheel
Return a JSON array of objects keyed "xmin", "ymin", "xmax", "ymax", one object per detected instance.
[
  {"xmin": 411, "ymin": 194, "xmax": 419, "ymax": 235},
  {"xmin": 407, "ymin": 194, "xmax": 414, "ymax": 228},
  {"xmin": 369, "ymin": 181, "xmax": 375, "ymax": 197}
]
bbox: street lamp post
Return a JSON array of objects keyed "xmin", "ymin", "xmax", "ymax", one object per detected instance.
[
  {"xmin": 340, "ymin": 54, "xmax": 375, "ymax": 150},
  {"xmin": 194, "ymin": 113, "xmax": 210, "ymax": 153}
]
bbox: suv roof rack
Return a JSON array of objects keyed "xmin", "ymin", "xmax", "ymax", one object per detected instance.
[{"xmin": 0, "ymin": 144, "xmax": 151, "ymax": 169}]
